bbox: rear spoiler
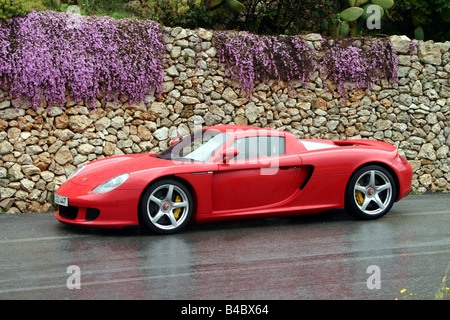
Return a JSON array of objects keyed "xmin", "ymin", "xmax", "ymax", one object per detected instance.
[{"xmin": 333, "ymin": 139, "xmax": 397, "ymax": 152}]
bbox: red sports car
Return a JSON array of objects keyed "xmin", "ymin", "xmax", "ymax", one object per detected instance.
[{"xmin": 54, "ymin": 125, "xmax": 412, "ymax": 234}]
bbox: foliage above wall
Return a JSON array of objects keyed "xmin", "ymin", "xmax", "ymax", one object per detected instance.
[
  {"xmin": 213, "ymin": 31, "xmax": 316, "ymax": 95},
  {"xmin": 320, "ymin": 37, "xmax": 399, "ymax": 97},
  {"xmin": 213, "ymin": 31, "xmax": 399, "ymax": 98},
  {"xmin": 0, "ymin": 10, "xmax": 165, "ymax": 109}
]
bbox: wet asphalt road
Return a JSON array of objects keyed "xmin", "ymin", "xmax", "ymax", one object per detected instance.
[{"xmin": 0, "ymin": 193, "xmax": 449, "ymax": 301}]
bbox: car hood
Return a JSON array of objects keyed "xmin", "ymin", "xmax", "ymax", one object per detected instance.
[{"xmin": 68, "ymin": 154, "xmax": 180, "ymax": 186}]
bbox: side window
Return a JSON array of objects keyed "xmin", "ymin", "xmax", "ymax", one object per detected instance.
[{"xmin": 231, "ymin": 136, "xmax": 285, "ymax": 160}]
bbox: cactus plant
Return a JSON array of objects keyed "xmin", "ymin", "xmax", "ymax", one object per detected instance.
[
  {"xmin": 338, "ymin": 0, "xmax": 394, "ymax": 37},
  {"xmin": 371, "ymin": 0, "xmax": 394, "ymax": 10},
  {"xmin": 414, "ymin": 27, "xmax": 425, "ymax": 40},
  {"xmin": 340, "ymin": 7, "xmax": 364, "ymax": 21},
  {"xmin": 205, "ymin": 0, "xmax": 245, "ymax": 13}
]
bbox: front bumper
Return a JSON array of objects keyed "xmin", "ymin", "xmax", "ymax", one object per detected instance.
[{"xmin": 54, "ymin": 180, "xmax": 141, "ymax": 228}]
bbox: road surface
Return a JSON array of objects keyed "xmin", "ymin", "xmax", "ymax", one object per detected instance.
[{"xmin": 0, "ymin": 193, "xmax": 449, "ymax": 301}]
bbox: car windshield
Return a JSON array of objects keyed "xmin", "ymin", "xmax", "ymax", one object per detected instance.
[{"xmin": 156, "ymin": 130, "xmax": 229, "ymax": 162}]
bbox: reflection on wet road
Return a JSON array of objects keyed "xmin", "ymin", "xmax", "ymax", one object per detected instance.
[{"xmin": 0, "ymin": 193, "xmax": 449, "ymax": 300}]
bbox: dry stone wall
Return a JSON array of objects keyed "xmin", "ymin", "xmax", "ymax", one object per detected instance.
[{"xmin": 0, "ymin": 28, "xmax": 449, "ymax": 214}]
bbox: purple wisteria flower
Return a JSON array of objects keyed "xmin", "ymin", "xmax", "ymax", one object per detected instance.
[
  {"xmin": 321, "ymin": 38, "xmax": 398, "ymax": 97},
  {"xmin": 214, "ymin": 32, "xmax": 398, "ymax": 99},
  {"xmin": 0, "ymin": 11, "xmax": 165, "ymax": 109},
  {"xmin": 214, "ymin": 31, "xmax": 316, "ymax": 96}
]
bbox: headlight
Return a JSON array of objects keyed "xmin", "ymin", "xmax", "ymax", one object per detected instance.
[
  {"xmin": 67, "ymin": 164, "xmax": 86, "ymax": 181},
  {"xmin": 92, "ymin": 174, "xmax": 130, "ymax": 194}
]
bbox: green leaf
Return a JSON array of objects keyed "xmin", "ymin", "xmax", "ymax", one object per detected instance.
[
  {"xmin": 226, "ymin": 0, "xmax": 246, "ymax": 12},
  {"xmin": 371, "ymin": 0, "xmax": 394, "ymax": 10},
  {"xmin": 340, "ymin": 7, "xmax": 364, "ymax": 21},
  {"xmin": 206, "ymin": 0, "xmax": 224, "ymax": 10}
]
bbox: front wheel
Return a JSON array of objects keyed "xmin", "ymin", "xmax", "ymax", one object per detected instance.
[
  {"xmin": 345, "ymin": 165, "xmax": 396, "ymax": 220},
  {"xmin": 140, "ymin": 179, "xmax": 193, "ymax": 234}
]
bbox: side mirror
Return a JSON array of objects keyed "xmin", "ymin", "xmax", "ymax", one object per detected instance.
[{"xmin": 220, "ymin": 147, "xmax": 239, "ymax": 164}]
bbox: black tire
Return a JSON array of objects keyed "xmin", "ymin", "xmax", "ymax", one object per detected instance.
[
  {"xmin": 140, "ymin": 179, "xmax": 193, "ymax": 234},
  {"xmin": 345, "ymin": 165, "xmax": 396, "ymax": 220}
]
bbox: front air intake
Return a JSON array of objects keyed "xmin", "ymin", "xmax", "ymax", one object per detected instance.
[{"xmin": 59, "ymin": 206, "xmax": 78, "ymax": 220}]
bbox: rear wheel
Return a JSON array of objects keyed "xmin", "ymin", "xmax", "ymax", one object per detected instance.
[
  {"xmin": 345, "ymin": 165, "xmax": 396, "ymax": 220},
  {"xmin": 140, "ymin": 179, "xmax": 193, "ymax": 234}
]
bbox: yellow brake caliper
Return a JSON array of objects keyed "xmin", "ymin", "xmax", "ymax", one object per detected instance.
[
  {"xmin": 173, "ymin": 195, "xmax": 182, "ymax": 220},
  {"xmin": 355, "ymin": 183, "xmax": 364, "ymax": 206}
]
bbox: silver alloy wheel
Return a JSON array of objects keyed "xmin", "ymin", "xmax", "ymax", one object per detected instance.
[
  {"xmin": 146, "ymin": 184, "xmax": 190, "ymax": 231},
  {"xmin": 353, "ymin": 169, "xmax": 393, "ymax": 215}
]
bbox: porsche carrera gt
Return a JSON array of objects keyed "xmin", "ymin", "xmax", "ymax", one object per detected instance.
[{"xmin": 54, "ymin": 125, "xmax": 413, "ymax": 234}]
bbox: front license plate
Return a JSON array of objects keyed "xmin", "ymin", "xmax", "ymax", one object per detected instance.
[{"xmin": 54, "ymin": 193, "xmax": 69, "ymax": 207}]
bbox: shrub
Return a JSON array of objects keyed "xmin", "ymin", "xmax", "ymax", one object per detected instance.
[
  {"xmin": 213, "ymin": 32, "xmax": 398, "ymax": 99},
  {"xmin": 0, "ymin": 0, "xmax": 33, "ymax": 21},
  {"xmin": 320, "ymin": 38, "xmax": 398, "ymax": 97},
  {"xmin": 213, "ymin": 31, "xmax": 316, "ymax": 95},
  {"xmin": 0, "ymin": 10, "xmax": 165, "ymax": 109}
]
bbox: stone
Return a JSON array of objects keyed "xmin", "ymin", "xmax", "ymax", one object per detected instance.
[
  {"xmin": 198, "ymin": 28, "xmax": 213, "ymax": 41},
  {"xmin": 20, "ymin": 179, "xmax": 35, "ymax": 192},
  {"xmin": 166, "ymin": 65, "xmax": 179, "ymax": 76},
  {"xmin": 68, "ymin": 115, "xmax": 92, "ymax": 133},
  {"xmin": 373, "ymin": 119, "xmax": 392, "ymax": 131},
  {"xmin": 40, "ymin": 171, "xmax": 55, "ymax": 182},
  {"xmin": 327, "ymin": 120, "xmax": 340, "ymax": 132},
  {"xmin": 0, "ymin": 107, "xmax": 25, "ymax": 120},
  {"xmin": 55, "ymin": 146, "xmax": 73, "ymax": 165},
  {"xmin": 418, "ymin": 143, "xmax": 436, "ymax": 161},
  {"xmin": 419, "ymin": 174, "xmax": 433, "ymax": 187},
  {"xmin": 389, "ymin": 35, "xmax": 412, "ymax": 54},
  {"xmin": 0, "ymin": 141, "xmax": 13, "ymax": 155},
  {"xmin": 0, "ymin": 118, "xmax": 7, "ymax": 131},
  {"xmin": 302, "ymin": 33, "xmax": 322, "ymax": 41},
  {"xmin": 95, "ymin": 117, "xmax": 111, "ymax": 131},
  {"xmin": 150, "ymin": 102, "xmax": 170, "ymax": 118},
  {"xmin": 137, "ymin": 125, "xmax": 152, "ymax": 141},
  {"xmin": 33, "ymin": 154, "xmax": 51, "ymax": 171},
  {"xmin": 54, "ymin": 129, "xmax": 75, "ymax": 141},
  {"xmin": 436, "ymin": 145, "xmax": 449, "ymax": 159},
  {"xmin": 245, "ymin": 103, "xmax": 260, "ymax": 123},
  {"xmin": 22, "ymin": 165, "xmax": 41, "ymax": 177},
  {"xmin": 103, "ymin": 142, "xmax": 116, "ymax": 156},
  {"xmin": 411, "ymin": 80, "xmax": 423, "ymax": 96},
  {"xmin": 153, "ymin": 127, "xmax": 169, "ymax": 141},
  {"xmin": 162, "ymin": 81, "xmax": 175, "ymax": 93},
  {"xmin": 0, "ymin": 100, "xmax": 11, "ymax": 109},
  {"xmin": 179, "ymin": 96, "xmax": 200, "ymax": 105},
  {"xmin": 0, "ymin": 167, "xmax": 7, "ymax": 179},
  {"xmin": 55, "ymin": 114, "xmax": 69, "ymax": 129},
  {"xmin": 110, "ymin": 116, "xmax": 125, "ymax": 130},
  {"xmin": 222, "ymin": 87, "xmax": 238, "ymax": 102},
  {"xmin": 419, "ymin": 42, "xmax": 442, "ymax": 65},
  {"xmin": 77, "ymin": 144, "xmax": 96, "ymax": 155},
  {"xmin": 0, "ymin": 187, "xmax": 16, "ymax": 199}
]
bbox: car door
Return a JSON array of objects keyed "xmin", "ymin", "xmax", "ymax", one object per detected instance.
[{"xmin": 211, "ymin": 134, "xmax": 302, "ymax": 213}]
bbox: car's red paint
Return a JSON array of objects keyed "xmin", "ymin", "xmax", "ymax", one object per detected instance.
[{"xmin": 54, "ymin": 125, "xmax": 413, "ymax": 231}]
